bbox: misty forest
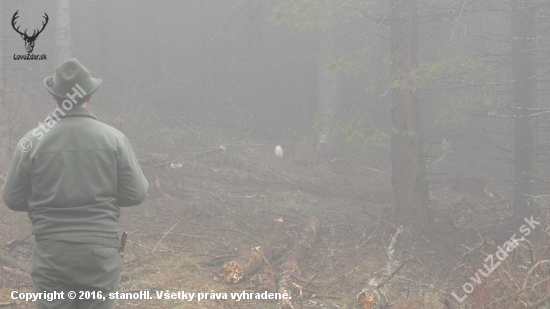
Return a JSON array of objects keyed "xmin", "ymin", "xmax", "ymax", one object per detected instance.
[{"xmin": 1, "ymin": 0, "xmax": 550, "ymax": 308}]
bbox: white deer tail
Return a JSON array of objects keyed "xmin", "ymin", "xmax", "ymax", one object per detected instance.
[{"xmin": 275, "ymin": 145, "xmax": 283, "ymax": 158}]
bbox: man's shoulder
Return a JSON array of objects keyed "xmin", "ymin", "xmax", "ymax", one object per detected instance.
[
  {"xmin": 18, "ymin": 118, "xmax": 131, "ymax": 157},
  {"xmin": 22, "ymin": 117, "xmax": 124, "ymax": 140},
  {"xmin": 91, "ymin": 119, "xmax": 126, "ymax": 136},
  {"xmin": 80, "ymin": 119, "xmax": 131, "ymax": 146}
]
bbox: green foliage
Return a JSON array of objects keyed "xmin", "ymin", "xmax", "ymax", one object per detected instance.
[
  {"xmin": 312, "ymin": 112, "xmax": 331, "ymax": 133},
  {"xmin": 391, "ymin": 56, "xmax": 488, "ymax": 93},
  {"xmin": 270, "ymin": 0, "xmax": 371, "ymax": 32},
  {"xmin": 431, "ymin": 87, "xmax": 494, "ymax": 124},
  {"xmin": 313, "ymin": 112, "xmax": 389, "ymax": 150},
  {"xmin": 479, "ymin": 86, "xmax": 494, "ymax": 107},
  {"xmin": 325, "ymin": 45, "xmax": 374, "ymax": 74},
  {"xmin": 343, "ymin": 123, "xmax": 390, "ymax": 150},
  {"xmin": 212, "ymin": 31, "xmax": 235, "ymax": 42},
  {"xmin": 432, "ymin": 100, "xmax": 466, "ymax": 124},
  {"xmin": 388, "ymin": 55, "xmax": 492, "ymax": 124},
  {"xmin": 271, "ymin": 1, "xmax": 492, "ymax": 131}
]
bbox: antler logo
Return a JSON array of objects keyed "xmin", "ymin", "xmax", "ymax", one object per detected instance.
[{"xmin": 12, "ymin": 10, "xmax": 49, "ymax": 54}]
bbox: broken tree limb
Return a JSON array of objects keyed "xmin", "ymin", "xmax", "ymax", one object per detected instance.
[
  {"xmin": 220, "ymin": 247, "xmax": 265, "ymax": 284},
  {"xmin": 0, "ymin": 249, "xmax": 30, "ymax": 272},
  {"xmin": 278, "ymin": 217, "xmax": 321, "ymax": 309},
  {"xmin": 357, "ymin": 285, "xmax": 387, "ymax": 309},
  {"xmin": 357, "ymin": 259, "xmax": 409, "ymax": 309},
  {"xmin": 2, "ymin": 266, "xmax": 32, "ymax": 280},
  {"xmin": 255, "ymin": 265, "xmax": 277, "ymax": 293},
  {"xmin": 0, "ymin": 302, "xmax": 17, "ymax": 308},
  {"xmin": 220, "ymin": 218, "xmax": 287, "ymax": 283}
]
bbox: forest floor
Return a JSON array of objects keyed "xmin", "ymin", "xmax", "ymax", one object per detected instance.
[{"xmin": 1, "ymin": 115, "xmax": 549, "ymax": 309}]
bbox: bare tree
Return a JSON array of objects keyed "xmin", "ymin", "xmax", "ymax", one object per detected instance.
[
  {"xmin": 511, "ymin": 0, "xmax": 537, "ymax": 226},
  {"xmin": 317, "ymin": 32, "xmax": 340, "ymax": 123},
  {"xmin": 0, "ymin": 1, "xmax": 10, "ymax": 174},
  {"xmin": 389, "ymin": 0, "xmax": 430, "ymax": 227},
  {"xmin": 200, "ymin": 0, "xmax": 209, "ymax": 104},
  {"xmin": 56, "ymin": 0, "xmax": 71, "ymax": 63}
]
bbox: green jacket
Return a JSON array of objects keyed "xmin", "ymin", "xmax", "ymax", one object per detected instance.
[{"xmin": 2, "ymin": 106, "xmax": 148, "ymax": 244}]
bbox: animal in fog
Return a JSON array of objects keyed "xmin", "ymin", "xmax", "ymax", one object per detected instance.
[
  {"xmin": 427, "ymin": 138, "xmax": 453, "ymax": 172},
  {"xmin": 275, "ymin": 134, "xmax": 327, "ymax": 172}
]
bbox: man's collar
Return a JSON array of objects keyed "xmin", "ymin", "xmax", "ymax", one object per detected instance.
[{"xmin": 47, "ymin": 105, "xmax": 99, "ymax": 121}]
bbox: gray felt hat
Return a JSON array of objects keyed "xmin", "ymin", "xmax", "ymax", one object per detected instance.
[{"xmin": 44, "ymin": 58, "xmax": 101, "ymax": 99}]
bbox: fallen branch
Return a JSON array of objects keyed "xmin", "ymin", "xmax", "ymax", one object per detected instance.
[
  {"xmin": 311, "ymin": 294, "xmax": 342, "ymax": 300},
  {"xmin": 357, "ymin": 259, "xmax": 409, "ymax": 309},
  {"xmin": 220, "ymin": 218, "xmax": 287, "ymax": 283},
  {"xmin": 357, "ymin": 286, "xmax": 387, "ymax": 309},
  {"xmin": 166, "ymin": 232, "xmax": 230, "ymax": 249},
  {"xmin": 0, "ymin": 249, "xmax": 30, "ymax": 272},
  {"xmin": 522, "ymin": 260, "xmax": 550, "ymax": 290},
  {"xmin": 0, "ymin": 302, "xmax": 17, "ymax": 308},
  {"xmin": 2, "ymin": 266, "xmax": 31, "ymax": 279},
  {"xmin": 151, "ymin": 223, "xmax": 179, "ymax": 253},
  {"xmin": 278, "ymin": 217, "xmax": 321, "ymax": 309},
  {"xmin": 255, "ymin": 265, "xmax": 277, "ymax": 293}
]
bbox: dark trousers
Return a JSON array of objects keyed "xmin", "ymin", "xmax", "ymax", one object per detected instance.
[{"xmin": 31, "ymin": 240, "xmax": 122, "ymax": 309}]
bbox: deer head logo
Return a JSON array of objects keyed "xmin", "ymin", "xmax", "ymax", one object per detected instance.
[{"xmin": 12, "ymin": 11, "xmax": 49, "ymax": 54}]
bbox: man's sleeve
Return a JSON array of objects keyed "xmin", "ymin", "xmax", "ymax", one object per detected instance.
[
  {"xmin": 1, "ymin": 147, "xmax": 31, "ymax": 212},
  {"xmin": 116, "ymin": 136, "xmax": 149, "ymax": 207}
]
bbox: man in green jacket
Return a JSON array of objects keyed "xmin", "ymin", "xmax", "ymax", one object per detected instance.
[{"xmin": 2, "ymin": 58, "xmax": 149, "ymax": 309}]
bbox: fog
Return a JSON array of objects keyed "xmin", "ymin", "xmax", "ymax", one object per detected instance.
[{"xmin": 1, "ymin": 1, "xmax": 550, "ymax": 308}]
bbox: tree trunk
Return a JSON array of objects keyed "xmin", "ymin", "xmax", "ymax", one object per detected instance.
[
  {"xmin": 389, "ymin": 0, "xmax": 429, "ymax": 228},
  {"xmin": 220, "ymin": 218, "xmax": 287, "ymax": 283},
  {"xmin": 56, "ymin": 0, "xmax": 71, "ymax": 64},
  {"xmin": 0, "ymin": 1, "xmax": 10, "ymax": 174},
  {"xmin": 95, "ymin": 1, "xmax": 107, "ymax": 76},
  {"xmin": 255, "ymin": 265, "xmax": 277, "ymax": 293},
  {"xmin": 511, "ymin": 0, "xmax": 537, "ymax": 227},
  {"xmin": 318, "ymin": 32, "xmax": 339, "ymax": 119},
  {"xmin": 200, "ymin": 0, "xmax": 210, "ymax": 105},
  {"xmin": 317, "ymin": 32, "xmax": 340, "ymax": 157}
]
